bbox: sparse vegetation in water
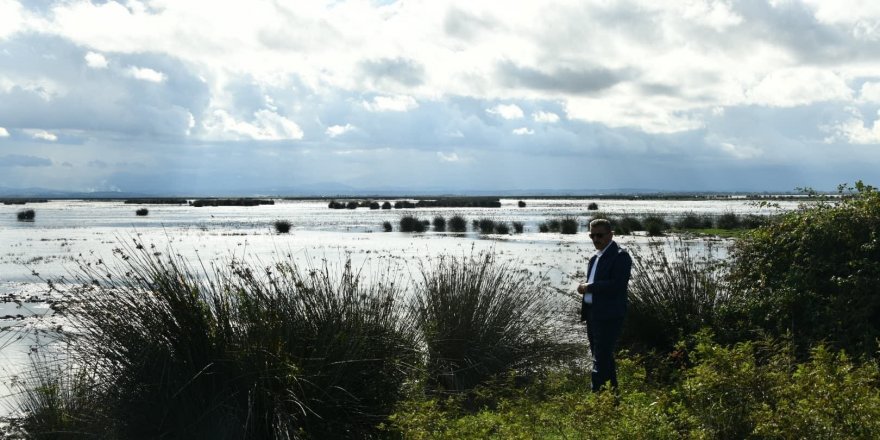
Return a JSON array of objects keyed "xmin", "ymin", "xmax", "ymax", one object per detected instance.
[
  {"xmin": 495, "ymin": 222, "xmax": 510, "ymax": 234},
  {"xmin": 432, "ymin": 216, "xmax": 446, "ymax": 232},
  {"xmin": 124, "ymin": 198, "xmax": 186, "ymax": 205},
  {"xmin": 383, "ymin": 221, "xmax": 393, "ymax": 232},
  {"xmin": 512, "ymin": 221, "xmax": 524, "ymax": 233},
  {"xmin": 448, "ymin": 215, "xmax": 467, "ymax": 233},
  {"xmin": 190, "ymin": 198, "xmax": 274, "ymax": 207},
  {"xmin": 17, "ymin": 209, "xmax": 35, "ymax": 221},
  {"xmin": 643, "ymin": 215, "xmax": 670, "ymax": 236},
  {"xmin": 615, "ymin": 216, "xmax": 644, "ymax": 235},
  {"xmin": 135, "ymin": 208, "xmax": 149, "ymax": 216},
  {"xmin": 273, "ymin": 220, "xmax": 292, "ymax": 233},
  {"xmin": 400, "ymin": 215, "xmax": 427, "ymax": 232}
]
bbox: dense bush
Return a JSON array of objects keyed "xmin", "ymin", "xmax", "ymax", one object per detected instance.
[
  {"xmin": 17, "ymin": 209, "xmax": 35, "ymax": 221},
  {"xmin": 517, "ymin": 200, "xmax": 526, "ymax": 208},
  {"xmin": 389, "ymin": 333, "xmax": 880, "ymax": 439},
  {"xmin": 400, "ymin": 215, "xmax": 427, "ymax": 233},
  {"xmin": 675, "ymin": 212, "xmax": 712, "ymax": 229},
  {"xmin": 587, "ymin": 202, "xmax": 599, "ymax": 210},
  {"xmin": 369, "ymin": 201, "xmax": 380, "ymax": 210},
  {"xmin": 448, "ymin": 215, "xmax": 467, "ymax": 233},
  {"xmin": 135, "ymin": 208, "xmax": 149, "ymax": 216},
  {"xmin": 615, "ymin": 216, "xmax": 643, "ymax": 235},
  {"xmin": 538, "ymin": 223, "xmax": 550, "ymax": 233},
  {"xmin": 727, "ymin": 182, "xmax": 880, "ymax": 357},
  {"xmin": 412, "ymin": 253, "xmax": 574, "ymax": 393},
  {"xmin": 346, "ymin": 201, "xmax": 358, "ymax": 209},
  {"xmin": 383, "ymin": 221, "xmax": 393, "ymax": 232},
  {"xmin": 382, "ymin": 201, "xmax": 392, "ymax": 209},
  {"xmin": 495, "ymin": 222, "xmax": 510, "ymax": 235},
  {"xmin": 433, "ymin": 216, "xmax": 446, "ymax": 232},
  {"xmin": 273, "ymin": 220, "xmax": 292, "ymax": 233}
]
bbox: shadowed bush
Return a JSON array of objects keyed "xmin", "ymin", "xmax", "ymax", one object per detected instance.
[
  {"xmin": 615, "ymin": 216, "xmax": 643, "ymax": 235},
  {"xmin": 383, "ymin": 221, "xmax": 393, "ymax": 232},
  {"xmin": 518, "ymin": 200, "xmax": 526, "ymax": 208},
  {"xmin": 18, "ymin": 243, "xmax": 420, "ymax": 438},
  {"xmin": 412, "ymin": 253, "xmax": 575, "ymax": 393},
  {"xmin": 369, "ymin": 201, "xmax": 380, "ymax": 210},
  {"xmin": 538, "ymin": 223, "xmax": 550, "ymax": 233},
  {"xmin": 512, "ymin": 222, "xmax": 524, "ymax": 234},
  {"xmin": 17, "ymin": 209, "xmax": 35, "ymax": 221},
  {"xmin": 715, "ymin": 212, "xmax": 740, "ymax": 229},
  {"xmin": 273, "ymin": 220, "xmax": 292, "ymax": 233},
  {"xmin": 135, "ymin": 208, "xmax": 149, "ymax": 216},
  {"xmin": 587, "ymin": 202, "xmax": 599, "ymax": 210},
  {"xmin": 495, "ymin": 222, "xmax": 510, "ymax": 235},
  {"xmin": 381, "ymin": 201, "xmax": 392, "ymax": 209},
  {"xmin": 675, "ymin": 212, "xmax": 712, "ymax": 229},
  {"xmin": 643, "ymin": 216, "xmax": 670, "ymax": 236},
  {"xmin": 432, "ymin": 216, "xmax": 446, "ymax": 232},
  {"xmin": 400, "ymin": 215, "xmax": 427, "ymax": 232},
  {"xmin": 448, "ymin": 215, "xmax": 467, "ymax": 233}
]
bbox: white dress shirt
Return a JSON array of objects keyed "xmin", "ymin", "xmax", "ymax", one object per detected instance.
[{"xmin": 583, "ymin": 245, "xmax": 608, "ymax": 304}]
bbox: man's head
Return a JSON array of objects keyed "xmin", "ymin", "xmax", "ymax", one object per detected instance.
[{"xmin": 589, "ymin": 218, "xmax": 613, "ymax": 251}]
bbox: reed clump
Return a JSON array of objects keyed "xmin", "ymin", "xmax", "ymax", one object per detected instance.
[
  {"xmin": 448, "ymin": 215, "xmax": 467, "ymax": 233},
  {"xmin": 17, "ymin": 209, "xmax": 35, "ymax": 221},
  {"xmin": 135, "ymin": 208, "xmax": 149, "ymax": 216},
  {"xmin": 273, "ymin": 220, "xmax": 292, "ymax": 233}
]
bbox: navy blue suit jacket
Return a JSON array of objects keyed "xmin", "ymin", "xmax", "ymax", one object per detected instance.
[{"xmin": 580, "ymin": 241, "xmax": 633, "ymax": 321}]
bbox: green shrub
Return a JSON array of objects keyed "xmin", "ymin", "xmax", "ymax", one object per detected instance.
[
  {"xmin": 616, "ymin": 216, "xmax": 643, "ymax": 235},
  {"xmin": 675, "ymin": 212, "xmax": 711, "ymax": 229},
  {"xmin": 412, "ymin": 253, "xmax": 574, "ymax": 393},
  {"xmin": 448, "ymin": 215, "xmax": 467, "ymax": 233},
  {"xmin": 727, "ymin": 181, "xmax": 880, "ymax": 357}
]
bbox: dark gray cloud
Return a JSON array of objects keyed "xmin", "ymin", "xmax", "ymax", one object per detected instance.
[
  {"xmin": 0, "ymin": 154, "xmax": 52, "ymax": 167},
  {"xmin": 496, "ymin": 61, "xmax": 630, "ymax": 94},
  {"xmin": 359, "ymin": 57, "xmax": 425, "ymax": 87}
]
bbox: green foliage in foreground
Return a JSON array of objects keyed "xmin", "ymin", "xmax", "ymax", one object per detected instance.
[{"xmin": 389, "ymin": 332, "xmax": 880, "ymax": 439}]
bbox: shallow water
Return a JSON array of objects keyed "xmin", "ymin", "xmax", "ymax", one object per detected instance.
[{"xmin": 0, "ymin": 197, "xmax": 797, "ymax": 417}]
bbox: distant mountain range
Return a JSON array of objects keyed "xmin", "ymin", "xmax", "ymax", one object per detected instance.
[{"xmin": 0, "ymin": 185, "xmax": 806, "ymax": 199}]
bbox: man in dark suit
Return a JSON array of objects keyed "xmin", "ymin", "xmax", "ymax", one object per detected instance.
[{"xmin": 578, "ymin": 218, "xmax": 632, "ymax": 392}]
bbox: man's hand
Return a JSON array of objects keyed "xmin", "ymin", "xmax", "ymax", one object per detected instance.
[{"xmin": 577, "ymin": 283, "xmax": 588, "ymax": 294}]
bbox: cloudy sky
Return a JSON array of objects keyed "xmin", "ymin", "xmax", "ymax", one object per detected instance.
[{"xmin": 1, "ymin": 0, "xmax": 879, "ymax": 194}]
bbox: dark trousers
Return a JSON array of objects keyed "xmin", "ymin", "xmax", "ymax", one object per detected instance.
[{"xmin": 584, "ymin": 306, "xmax": 624, "ymax": 392}]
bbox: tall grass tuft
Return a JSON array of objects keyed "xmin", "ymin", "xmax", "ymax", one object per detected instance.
[
  {"xmin": 412, "ymin": 253, "xmax": 575, "ymax": 393},
  {"xmin": 560, "ymin": 217, "xmax": 578, "ymax": 234},
  {"xmin": 478, "ymin": 218, "xmax": 496, "ymax": 234},
  {"xmin": 623, "ymin": 238, "xmax": 729, "ymax": 355},
  {"xmin": 448, "ymin": 215, "xmax": 467, "ymax": 233},
  {"xmin": 512, "ymin": 222, "xmax": 524, "ymax": 234},
  {"xmin": 433, "ymin": 216, "xmax": 446, "ymax": 232},
  {"xmin": 400, "ymin": 215, "xmax": 427, "ymax": 232},
  {"xmin": 17, "ymin": 209, "xmax": 35, "ymax": 221},
  {"xmin": 273, "ymin": 219, "xmax": 292, "ymax": 233},
  {"xmin": 18, "ymin": 242, "xmax": 420, "ymax": 438}
]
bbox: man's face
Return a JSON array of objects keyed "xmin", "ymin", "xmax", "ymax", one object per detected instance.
[{"xmin": 589, "ymin": 225, "xmax": 613, "ymax": 251}]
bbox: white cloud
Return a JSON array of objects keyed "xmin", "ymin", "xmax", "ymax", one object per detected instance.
[
  {"xmin": 126, "ymin": 66, "xmax": 167, "ymax": 83},
  {"xmin": 326, "ymin": 123, "xmax": 355, "ymax": 137},
  {"xmin": 0, "ymin": 0, "xmax": 24, "ymax": 40},
  {"xmin": 0, "ymin": 127, "xmax": 9, "ymax": 137},
  {"xmin": 487, "ymin": 104, "xmax": 524, "ymax": 120},
  {"xmin": 719, "ymin": 142, "xmax": 763, "ymax": 159},
  {"xmin": 532, "ymin": 111, "xmax": 559, "ymax": 123},
  {"xmin": 362, "ymin": 95, "xmax": 419, "ymax": 112},
  {"xmin": 830, "ymin": 110, "xmax": 880, "ymax": 144},
  {"xmin": 84, "ymin": 51, "xmax": 108, "ymax": 69},
  {"xmin": 203, "ymin": 109, "xmax": 304, "ymax": 140},
  {"xmin": 27, "ymin": 130, "xmax": 58, "ymax": 141},
  {"xmin": 746, "ymin": 68, "xmax": 852, "ymax": 107},
  {"xmin": 512, "ymin": 127, "xmax": 534, "ymax": 135},
  {"xmin": 858, "ymin": 82, "xmax": 880, "ymax": 102},
  {"xmin": 437, "ymin": 151, "xmax": 460, "ymax": 162}
]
